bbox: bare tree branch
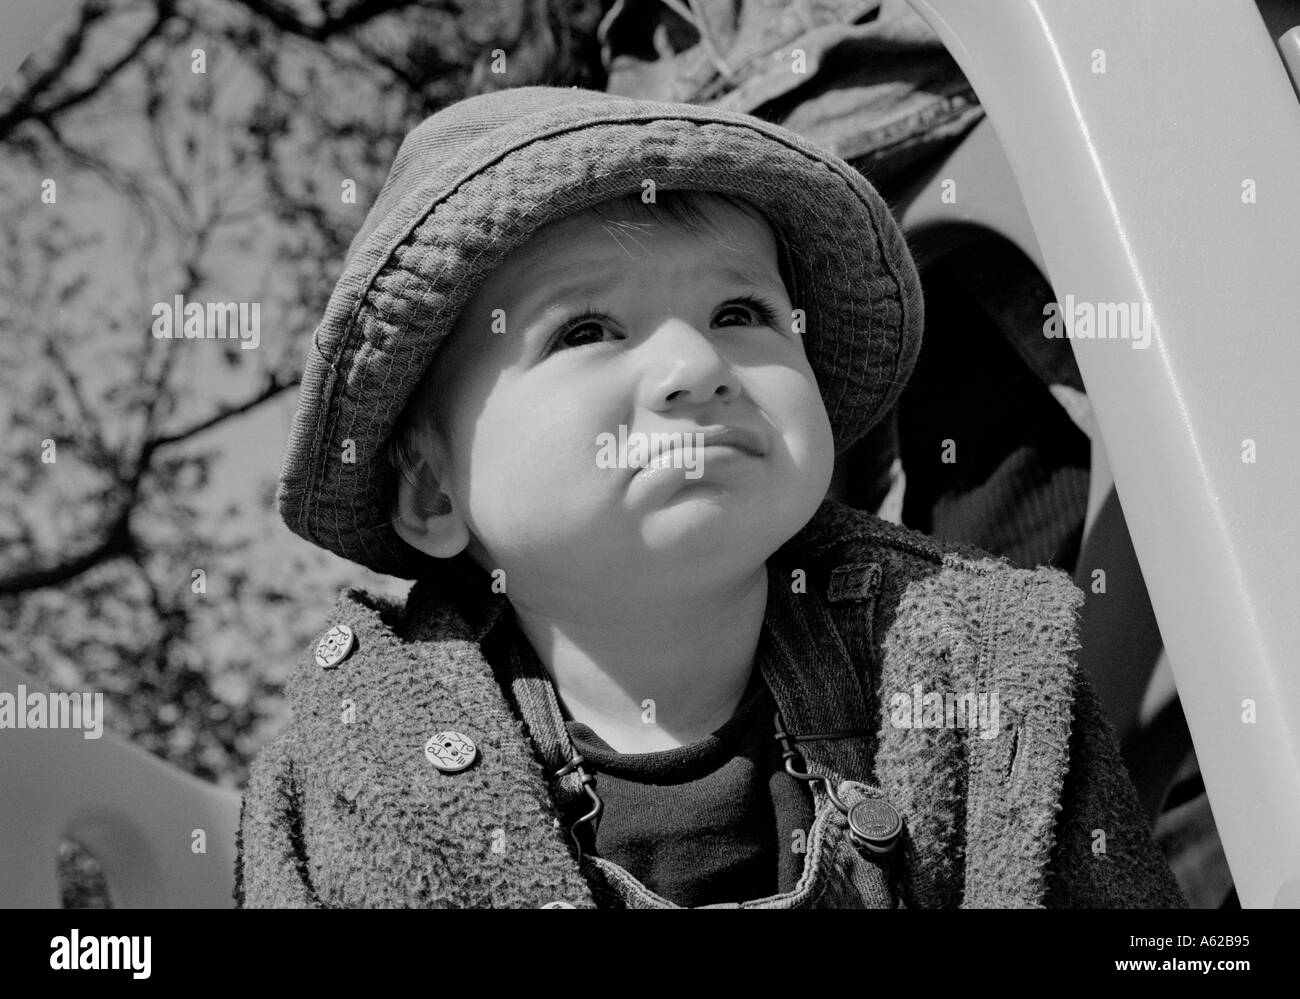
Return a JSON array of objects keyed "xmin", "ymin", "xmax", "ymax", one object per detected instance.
[
  {"xmin": 228, "ymin": 0, "xmax": 445, "ymax": 42},
  {"xmin": 0, "ymin": 0, "xmax": 174, "ymax": 143},
  {"xmin": 42, "ymin": 336, "xmax": 116, "ymax": 467},
  {"xmin": 29, "ymin": 121, "xmax": 168, "ymax": 248},
  {"xmin": 0, "ymin": 1, "xmax": 111, "ymax": 134},
  {"xmin": 30, "ymin": 1, "xmax": 176, "ymax": 122},
  {"xmin": 2, "ymin": 367, "xmax": 300, "ymax": 594},
  {"xmin": 146, "ymin": 370, "xmax": 300, "ymax": 453},
  {"xmin": 0, "ymin": 509, "xmax": 134, "ymax": 594}
]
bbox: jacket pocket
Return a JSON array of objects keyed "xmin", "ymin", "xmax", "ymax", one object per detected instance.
[
  {"xmin": 827, "ymin": 560, "xmax": 883, "ymax": 604},
  {"xmin": 824, "ymin": 560, "xmax": 884, "ymax": 694}
]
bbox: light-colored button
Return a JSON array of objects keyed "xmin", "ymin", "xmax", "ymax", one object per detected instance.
[
  {"xmin": 315, "ymin": 624, "xmax": 356, "ymax": 669},
  {"xmin": 540, "ymin": 901, "xmax": 576, "ymax": 909},
  {"xmin": 425, "ymin": 730, "xmax": 477, "ymax": 772}
]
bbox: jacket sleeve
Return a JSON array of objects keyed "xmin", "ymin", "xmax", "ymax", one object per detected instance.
[
  {"xmin": 234, "ymin": 733, "xmax": 324, "ymax": 909},
  {"xmin": 1043, "ymin": 667, "xmax": 1188, "ymax": 908}
]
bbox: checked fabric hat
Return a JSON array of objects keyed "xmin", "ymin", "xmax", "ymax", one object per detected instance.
[{"xmin": 277, "ymin": 85, "xmax": 924, "ymax": 578}]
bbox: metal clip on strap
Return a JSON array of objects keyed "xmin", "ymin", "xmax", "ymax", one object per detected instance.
[
  {"xmin": 554, "ymin": 753, "xmax": 602, "ymax": 860},
  {"xmin": 773, "ymin": 710, "xmax": 902, "ymax": 856}
]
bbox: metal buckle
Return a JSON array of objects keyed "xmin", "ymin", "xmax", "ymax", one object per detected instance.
[
  {"xmin": 773, "ymin": 710, "xmax": 902, "ymax": 855},
  {"xmin": 554, "ymin": 753, "xmax": 602, "ymax": 860},
  {"xmin": 773, "ymin": 710, "xmax": 850, "ymax": 812}
]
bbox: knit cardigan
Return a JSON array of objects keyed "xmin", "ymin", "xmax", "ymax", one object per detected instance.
[{"xmin": 235, "ymin": 498, "xmax": 1186, "ymax": 908}]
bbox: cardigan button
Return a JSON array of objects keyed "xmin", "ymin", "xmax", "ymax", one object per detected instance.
[
  {"xmin": 425, "ymin": 730, "xmax": 477, "ymax": 772},
  {"xmin": 314, "ymin": 624, "xmax": 356, "ymax": 669},
  {"xmin": 541, "ymin": 901, "xmax": 576, "ymax": 909}
]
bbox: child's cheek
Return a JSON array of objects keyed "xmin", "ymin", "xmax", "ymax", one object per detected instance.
[
  {"xmin": 466, "ymin": 419, "xmax": 599, "ymax": 534},
  {"xmin": 785, "ymin": 379, "xmax": 836, "ymax": 496},
  {"xmin": 773, "ymin": 366, "xmax": 834, "ymax": 450}
]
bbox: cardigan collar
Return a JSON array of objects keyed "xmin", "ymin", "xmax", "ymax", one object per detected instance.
[{"xmin": 402, "ymin": 553, "xmax": 509, "ymax": 646}]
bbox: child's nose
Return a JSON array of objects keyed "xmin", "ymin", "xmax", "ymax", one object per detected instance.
[{"xmin": 639, "ymin": 318, "xmax": 740, "ymax": 409}]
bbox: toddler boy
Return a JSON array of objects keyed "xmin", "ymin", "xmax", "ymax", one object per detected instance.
[{"xmin": 237, "ymin": 86, "xmax": 1185, "ymax": 909}]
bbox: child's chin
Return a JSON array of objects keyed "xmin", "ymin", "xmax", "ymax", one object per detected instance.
[{"xmin": 637, "ymin": 495, "xmax": 796, "ymax": 558}]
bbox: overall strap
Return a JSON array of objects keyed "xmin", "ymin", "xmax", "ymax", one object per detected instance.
[
  {"xmin": 487, "ymin": 610, "xmax": 592, "ymax": 813},
  {"xmin": 759, "ymin": 558, "xmax": 882, "ymax": 785}
]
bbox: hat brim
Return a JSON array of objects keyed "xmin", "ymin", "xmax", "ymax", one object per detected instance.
[{"xmin": 278, "ymin": 91, "xmax": 923, "ymax": 578}]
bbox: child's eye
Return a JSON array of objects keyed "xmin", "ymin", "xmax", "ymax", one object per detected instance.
[
  {"xmin": 546, "ymin": 294, "xmax": 783, "ymax": 355},
  {"xmin": 715, "ymin": 295, "xmax": 782, "ymax": 329},
  {"xmin": 549, "ymin": 310, "xmax": 616, "ymax": 353}
]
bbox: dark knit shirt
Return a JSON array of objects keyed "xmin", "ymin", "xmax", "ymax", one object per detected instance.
[{"xmin": 563, "ymin": 670, "xmax": 816, "ymax": 907}]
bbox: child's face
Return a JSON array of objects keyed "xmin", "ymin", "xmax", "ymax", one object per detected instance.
[{"xmin": 416, "ymin": 196, "xmax": 835, "ymax": 589}]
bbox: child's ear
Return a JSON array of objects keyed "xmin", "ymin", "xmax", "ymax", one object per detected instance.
[{"xmin": 392, "ymin": 460, "xmax": 471, "ymax": 559}]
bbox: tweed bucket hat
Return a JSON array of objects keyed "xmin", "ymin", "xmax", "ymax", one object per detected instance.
[{"xmin": 277, "ymin": 85, "xmax": 924, "ymax": 578}]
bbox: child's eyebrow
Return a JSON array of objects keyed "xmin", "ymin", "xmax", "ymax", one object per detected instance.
[
  {"xmin": 715, "ymin": 261, "xmax": 783, "ymax": 291},
  {"xmin": 517, "ymin": 267, "xmax": 623, "ymax": 315},
  {"xmin": 517, "ymin": 260, "xmax": 782, "ymax": 319}
]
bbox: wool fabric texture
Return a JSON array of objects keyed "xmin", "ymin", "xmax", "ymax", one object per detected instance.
[
  {"xmin": 275, "ymin": 85, "xmax": 924, "ymax": 578},
  {"xmin": 234, "ymin": 499, "xmax": 1187, "ymax": 908}
]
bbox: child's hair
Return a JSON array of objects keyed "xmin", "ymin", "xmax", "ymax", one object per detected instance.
[{"xmin": 385, "ymin": 188, "xmax": 795, "ymax": 520}]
